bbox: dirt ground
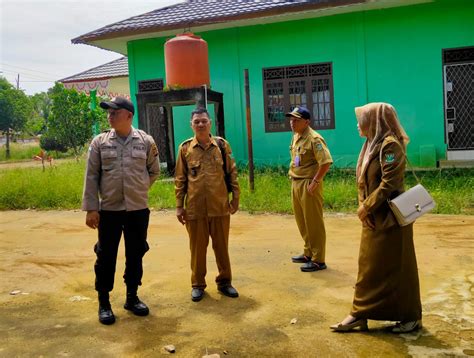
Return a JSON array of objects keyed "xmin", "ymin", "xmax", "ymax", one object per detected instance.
[{"xmin": 0, "ymin": 211, "xmax": 473, "ymax": 357}]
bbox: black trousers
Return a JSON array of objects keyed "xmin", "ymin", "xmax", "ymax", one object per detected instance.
[{"xmin": 94, "ymin": 209, "xmax": 150, "ymax": 292}]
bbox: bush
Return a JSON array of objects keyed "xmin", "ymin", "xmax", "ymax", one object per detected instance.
[{"xmin": 40, "ymin": 134, "xmax": 68, "ymax": 153}]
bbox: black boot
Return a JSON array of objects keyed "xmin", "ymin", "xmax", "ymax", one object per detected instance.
[
  {"xmin": 98, "ymin": 291, "xmax": 115, "ymax": 325},
  {"xmin": 124, "ymin": 287, "xmax": 149, "ymax": 316}
]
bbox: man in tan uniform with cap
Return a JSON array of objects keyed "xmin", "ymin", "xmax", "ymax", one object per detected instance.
[
  {"xmin": 82, "ymin": 96, "xmax": 160, "ymax": 325},
  {"xmin": 175, "ymin": 107, "xmax": 240, "ymax": 302},
  {"xmin": 287, "ymin": 106, "xmax": 333, "ymax": 272}
]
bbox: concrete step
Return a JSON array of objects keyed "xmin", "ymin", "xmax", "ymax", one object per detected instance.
[{"xmin": 438, "ymin": 160, "xmax": 474, "ymax": 168}]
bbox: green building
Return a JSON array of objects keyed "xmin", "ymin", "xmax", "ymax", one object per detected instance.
[{"xmin": 73, "ymin": 0, "xmax": 474, "ymax": 168}]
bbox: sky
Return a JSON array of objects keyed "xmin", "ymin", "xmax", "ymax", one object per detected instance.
[{"xmin": 0, "ymin": 0, "xmax": 183, "ymax": 95}]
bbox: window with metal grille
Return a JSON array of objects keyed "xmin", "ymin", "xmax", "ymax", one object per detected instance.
[{"xmin": 263, "ymin": 62, "xmax": 335, "ymax": 132}]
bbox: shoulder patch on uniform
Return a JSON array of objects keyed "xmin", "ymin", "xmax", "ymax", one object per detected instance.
[
  {"xmin": 385, "ymin": 153, "xmax": 396, "ymax": 163},
  {"xmin": 180, "ymin": 138, "xmax": 192, "ymax": 152},
  {"xmin": 315, "ymin": 143, "xmax": 323, "ymax": 151},
  {"xmin": 151, "ymin": 143, "xmax": 159, "ymax": 157}
]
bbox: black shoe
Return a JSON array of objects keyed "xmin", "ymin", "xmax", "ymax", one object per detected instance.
[
  {"xmin": 300, "ymin": 261, "xmax": 327, "ymax": 272},
  {"xmin": 124, "ymin": 296, "xmax": 149, "ymax": 316},
  {"xmin": 191, "ymin": 288, "xmax": 205, "ymax": 302},
  {"xmin": 218, "ymin": 285, "xmax": 239, "ymax": 298},
  {"xmin": 98, "ymin": 304, "xmax": 115, "ymax": 325},
  {"xmin": 291, "ymin": 254, "xmax": 311, "ymax": 263}
]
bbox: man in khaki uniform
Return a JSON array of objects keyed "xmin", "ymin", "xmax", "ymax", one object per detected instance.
[
  {"xmin": 175, "ymin": 107, "xmax": 240, "ymax": 302},
  {"xmin": 82, "ymin": 97, "xmax": 160, "ymax": 325},
  {"xmin": 287, "ymin": 106, "xmax": 333, "ymax": 272}
]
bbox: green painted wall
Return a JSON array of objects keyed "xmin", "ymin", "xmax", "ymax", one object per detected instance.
[{"xmin": 127, "ymin": 0, "xmax": 474, "ymax": 167}]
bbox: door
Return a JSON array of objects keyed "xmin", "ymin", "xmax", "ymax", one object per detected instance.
[{"xmin": 443, "ymin": 47, "xmax": 474, "ymax": 160}]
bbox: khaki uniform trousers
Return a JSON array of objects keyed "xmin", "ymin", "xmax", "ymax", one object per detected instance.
[
  {"xmin": 291, "ymin": 179, "xmax": 326, "ymax": 263},
  {"xmin": 185, "ymin": 215, "xmax": 232, "ymax": 289}
]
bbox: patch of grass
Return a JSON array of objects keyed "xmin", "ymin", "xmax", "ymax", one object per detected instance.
[
  {"xmin": 0, "ymin": 142, "xmax": 42, "ymax": 161},
  {"xmin": 148, "ymin": 178, "xmax": 176, "ymax": 210},
  {"xmin": 0, "ymin": 161, "xmax": 472, "ymax": 215},
  {"xmin": 0, "ymin": 141, "xmax": 76, "ymax": 162},
  {"xmin": 0, "ymin": 161, "xmax": 84, "ymax": 209},
  {"xmin": 405, "ymin": 169, "xmax": 474, "ymax": 215},
  {"xmin": 239, "ymin": 170, "xmax": 293, "ymax": 214}
]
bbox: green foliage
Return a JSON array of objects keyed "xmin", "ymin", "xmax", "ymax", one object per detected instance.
[
  {"xmin": 0, "ymin": 161, "xmax": 472, "ymax": 215},
  {"xmin": 93, "ymin": 95, "xmax": 110, "ymax": 132},
  {"xmin": 43, "ymin": 83, "xmax": 99, "ymax": 158},
  {"xmin": 0, "ymin": 77, "xmax": 32, "ymax": 133},
  {"xmin": 25, "ymin": 91, "xmax": 52, "ymax": 136},
  {"xmin": 0, "ymin": 77, "xmax": 34, "ymax": 158},
  {"xmin": 39, "ymin": 134, "xmax": 68, "ymax": 153}
]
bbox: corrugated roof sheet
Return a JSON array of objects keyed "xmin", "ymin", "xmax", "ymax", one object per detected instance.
[
  {"xmin": 59, "ymin": 57, "xmax": 128, "ymax": 83},
  {"xmin": 72, "ymin": 0, "xmax": 360, "ymax": 44}
]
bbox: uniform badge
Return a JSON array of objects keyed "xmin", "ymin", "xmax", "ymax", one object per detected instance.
[
  {"xmin": 294, "ymin": 155, "xmax": 300, "ymax": 167},
  {"xmin": 316, "ymin": 143, "xmax": 323, "ymax": 151},
  {"xmin": 385, "ymin": 153, "xmax": 395, "ymax": 163},
  {"xmin": 151, "ymin": 143, "xmax": 159, "ymax": 157}
]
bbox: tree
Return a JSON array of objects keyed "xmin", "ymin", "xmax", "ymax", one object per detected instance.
[
  {"xmin": 44, "ymin": 83, "xmax": 101, "ymax": 159},
  {"xmin": 0, "ymin": 77, "xmax": 33, "ymax": 159},
  {"xmin": 95, "ymin": 95, "xmax": 110, "ymax": 132},
  {"xmin": 26, "ymin": 91, "xmax": 52, "ymax": 136}
]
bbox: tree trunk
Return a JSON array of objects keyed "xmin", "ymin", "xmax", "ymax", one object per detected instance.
[
  {"xmin": 5, "ymin": 128, "xmax": 10, "ymax": 159},
  {"xmin": 73, "ymin": 147, "xmax": 79, "ymax": 162}
]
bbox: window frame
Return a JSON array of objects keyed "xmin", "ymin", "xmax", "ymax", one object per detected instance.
[{"xmin": 262, "ymin": 62, "xmax": 335, "ymax": 132}]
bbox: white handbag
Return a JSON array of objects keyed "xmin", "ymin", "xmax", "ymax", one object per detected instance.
[
  {"xmin": 381, "ymin": 149, "xmax": 436, "ymax": 226},
  {"xmin": 388, "ymin": 183, "xmax": 436, "ymax": 226}
]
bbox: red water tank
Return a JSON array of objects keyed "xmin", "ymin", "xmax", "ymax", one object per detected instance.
[{"xmin": 164, "ymin": 33, "xmax": 210, "ymax": 89}]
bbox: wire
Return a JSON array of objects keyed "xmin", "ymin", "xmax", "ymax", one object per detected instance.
[
  {"xmin": 1, "ymin": 69, "xmax": 56, "ymax": 81},
  {"xmin": 1, "ymin": 62, "xmax": 59, "ymax": 78}
]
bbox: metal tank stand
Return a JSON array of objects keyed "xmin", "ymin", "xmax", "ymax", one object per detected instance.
[{"xmin": 136, "ymin": 85, "xmax": 225, "ymax": 174}]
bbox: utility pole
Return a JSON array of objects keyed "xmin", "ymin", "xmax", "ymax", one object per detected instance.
[{"xmin": 6, "ymin": 74, "xmax": 20, "ymax": 159}]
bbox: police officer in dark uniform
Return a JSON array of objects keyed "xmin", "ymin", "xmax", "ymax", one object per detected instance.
[{"xmin": 82, "ymin": 97, "xmax": 160, "ymax": 325}]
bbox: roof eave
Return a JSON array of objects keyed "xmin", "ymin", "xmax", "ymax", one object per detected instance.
[
  {"xmin": 74, "ymin": 0, "xmax": 433, "ymax": 55},
  {"xmin": 72, "ymin": 0, "xmax": 365, "ymax": 45},
  {"xmin": 59, "ymin": 74, "xmax": 128, "ymax": 84}
]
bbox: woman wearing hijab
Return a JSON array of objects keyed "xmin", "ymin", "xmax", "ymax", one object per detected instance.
[{"xmin": 330, "ymin": 102, "xmax": 422, "ymax": 333}]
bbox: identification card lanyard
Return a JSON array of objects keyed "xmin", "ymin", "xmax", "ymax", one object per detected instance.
[{"xmin": 294, "ymin": 146, "xmax": 300, "ymax": 167}]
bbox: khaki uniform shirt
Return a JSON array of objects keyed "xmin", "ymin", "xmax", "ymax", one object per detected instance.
[
  {"xmin": 358, "ymin": 135, "xmax": 406, "ymax": 229},
  {"xmin": 174, "ymin": 136, "xmax": 240, "ymax": 219},
  {"xmin": 289, "ymin": 127, "xmax": 333, "ymax": 179},
  {"xmin": 82, "ymin": 127, "xmax": 160, "ymax": 211}
]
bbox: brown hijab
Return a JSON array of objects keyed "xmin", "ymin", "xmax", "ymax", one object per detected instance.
[{"xmin": 355, "ymin": 102, "xmax": 409, "ymax": 183}]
